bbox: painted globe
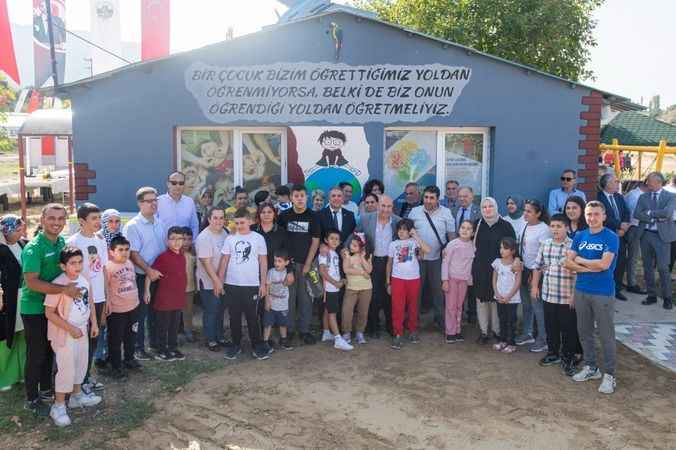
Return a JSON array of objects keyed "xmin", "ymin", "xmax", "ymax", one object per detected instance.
[{"xmin": 305, "ymin": 167, "xmax": 362, "ymax": 203}]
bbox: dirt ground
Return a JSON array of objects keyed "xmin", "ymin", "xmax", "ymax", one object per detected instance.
[{"xmin": 99, "ymin": 327, "xmax": 675, "ymax": 450}]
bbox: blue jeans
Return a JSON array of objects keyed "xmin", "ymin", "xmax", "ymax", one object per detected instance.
[
  {"xmin": 200, "ymin": 288, "xmax": 225, "ymax": 343},
  {"xmin": 135, "ymin": 274, "xmax": 157, "ymax": 351},
  {"xmin": 94, "ymin": 326, "xmax": 107, "ymax": 361},
  {"xmin": 520, "ymin": 284, "xmax": 547, "ymax": 346}
]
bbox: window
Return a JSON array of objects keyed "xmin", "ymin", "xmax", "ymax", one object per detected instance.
[
  {"xmin": 384, "ymin": 128, "xmax": 490, "ymax": 202},
  {"xmin": 178, "ymin": 128, "xmax": 286, "ymax": 206}
]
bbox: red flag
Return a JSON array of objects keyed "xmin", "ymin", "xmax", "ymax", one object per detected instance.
[
  {"xmin": 0, "ymin": 0, "xmax": 20, "ymax": 86},
  {"xmin": 141, "ymin": 0, "xmax": 170, "ymax": 61},
  {"xmin": 27, "ymin": 90, "xmax": 42, "ymax": 112}
]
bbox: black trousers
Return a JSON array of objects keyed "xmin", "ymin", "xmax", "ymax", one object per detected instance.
[
  {"xmin": 155, "ymin": 309, "xmax": 180, "ymax": 353},
  {"xmin": 670, "ymin": 240, "xmax": 676, "ymax": 272},
  {"xmin": 497, "ymin": 303, "xmax": 517, "ymax": 345},
  {"xmin": 543, "ymin": 301, "xmax": 581, "ymax": 358},
  {"xmin": 22, "ymin": 314, "xmax": 54, "ymax": 402},
  {"xmin": 226, "ymin": 284, "xmax": 261, "ymax": 348},
  {"xmin": 614, "ymin": 235, "xmax": 627, "ymax": 291},
  {"xmin": 84, "ymin": 302, "xmax": 106, "ymax": 383},
  {"xmin": 366, "ymin": 256, "xmax": 392, "ymax": 334},
  {"xmin": 107, "ymin": 306, "xmax": 139, "ymax": 369}
]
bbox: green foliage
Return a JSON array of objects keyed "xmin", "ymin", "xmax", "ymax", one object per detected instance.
[
  {"xmin": 357, "ymin": 0, "xmax": 603, "ymax": 81},
  {"xmin": 0, "ymin": 76, "xmax": 17, "ymax": 153}
]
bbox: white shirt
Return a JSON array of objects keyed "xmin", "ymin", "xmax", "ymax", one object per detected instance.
[
  {"xmin": 221, "ymin": 231, "xmax": 267, "ymax": 287},
  {"xmin": 60, "ymin": 273, "xmax": 91, "ymax": 330},
  {"xmin": 492, "ymin": 259, "xmax": 521, "ymax": 304},
  {"xmin": 408, "ymin": 205, "xmax": 456, "ymax": 261},
  {"xmin": 318, "ymin": 249, "xmax": 341, "ymax": 293},
  {"xmin": 374, "ymin": 217, "xmax": 393, "ymax": 257},
  {"xmin": 388, "ymin": 239, "xmax": 420, "ymax": 280},
  {"xmin": 503, "ymin": 215, "xmax": 527, "ymax": 245},
  {"xmin": 157, "ymin": 193, "xmax": 200, "ymax": 238},
  {"xmin": 520, "ymin": 222, "xmax": 551, "ymax": 269},
  {"xmin": 195, "ymin": 227, "xmax": 228, "ymax": 290},
  {"xmin": 66, "ymin": 232, "xmax": 108, "ymax": 303},
  {"xmin": 624, "ymin": 187, "xmax": 643, "ymax": 226},
  {"xmin": 344, "ymin": 201, "xmax": 359, "ymax": 217}
]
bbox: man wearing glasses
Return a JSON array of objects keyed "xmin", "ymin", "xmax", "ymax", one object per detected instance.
[
  {"xmin": 547, "ymin": 169, "xmax": 587, "ymax": 216},
  {"xmin": 157, "ymin": 172, "xmax": 200, "ymax": 238},
  {"xmin": 123, "ymin": 187, "xmax": 167, "ymax": 361}
]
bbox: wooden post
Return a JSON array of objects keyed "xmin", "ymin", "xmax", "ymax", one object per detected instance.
[
  {"xmin": 656, "ymin": 139, "xmax": 667, "ymax": 173},
  {"xmin": 612, "ymin": 138, "xmax": 621, "ymax": 177},
  {"xmin": 67, "ymin": 136, "xmax": 75, "ymax": 213},
  {"xmin": 17, "ymin": 135, "xmax": 27, "ymax": 226}
]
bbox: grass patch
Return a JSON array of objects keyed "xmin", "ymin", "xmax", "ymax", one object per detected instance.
[
  {"xmin": 0, "ymin": 158, "xmax": 18, "ymax": 179},
  {"xmin": 143, "ymin": 357, "xmax": 223, "ymax": 392}
]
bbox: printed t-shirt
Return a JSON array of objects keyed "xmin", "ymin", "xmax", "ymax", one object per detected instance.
[
  {"xmin": 221, "ymin": 231, "xmax": 267, "ymax": 287},
  {"xmin": 278, "ymin": 208, "xmax": 321, "ymax": 264},
  {"xmin": 67, "ymin": 232, "xmax": 108, "ymax": 303},
  {"xmin": 104, "ymin": 260, "xmax": 139, "ymax": 313},
  {"xmin": 388, "ymin": 239, "xmax": 420, "ymax": 280},
  {"xmin": 318, "ymin": 249, "xmax": 341, "ymax": 293},
  {"xmin": 571, "ymin": 227, "xmax": 618, "ymax": 296}
]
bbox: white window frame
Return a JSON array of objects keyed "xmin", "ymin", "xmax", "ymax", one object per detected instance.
[
  {"xmin": 175, "ymin": 126, "xmax": 288, "ymax": 187},
  {"xmin": 384, "ymin": 127, "xmax": 491, "ymax": 197}
]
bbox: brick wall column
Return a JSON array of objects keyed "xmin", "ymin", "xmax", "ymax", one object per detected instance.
[
  {"xmin": 578, "ymin": 91, "xmax": 603, "ymax": 200},
  {"xmin": 74, "ymin": 163, "xmax": 97, "ymax": 201}
]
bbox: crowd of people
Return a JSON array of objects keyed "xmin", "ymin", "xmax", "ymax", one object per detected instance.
[{"xmin": 1, "ymin": 167, "xmax": 675, "ymax": 427}]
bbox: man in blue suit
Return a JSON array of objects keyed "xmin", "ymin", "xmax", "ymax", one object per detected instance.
[{"xmin": 597, "ymin": 173, "xmax": 631, "ymax": 301}]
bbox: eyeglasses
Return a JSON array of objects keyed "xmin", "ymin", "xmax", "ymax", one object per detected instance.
[
  {"xmin": 140, "ymin": 198, "xmax": 158, "ymax": 203},
  {"xmin": 169, "ymin": 180, "xmax": 185, "ymax": 186},
  {"xmin": 560, "ymin": 177, "xmax": 574, "ymax": 182}
]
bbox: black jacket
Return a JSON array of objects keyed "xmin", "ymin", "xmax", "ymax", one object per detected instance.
[
  {"xmin": 0, "ymin": 239, "xmax": 27, "ymax": 348},
  {"xmin": 597, "ymin": 191, "xmax": 630, "ymax": 231},
  {"xmin": 318, "ymin": 207, "xmax": 357, "ymax": 244}
]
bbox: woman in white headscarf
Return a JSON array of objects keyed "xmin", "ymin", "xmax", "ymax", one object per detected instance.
[{"xmin": 471, "ymin": 197, "xmax": 517, "ymax": 344}]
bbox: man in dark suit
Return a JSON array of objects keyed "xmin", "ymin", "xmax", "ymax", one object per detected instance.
[
  {"xmin": 634, "ymin": 172, "xmax": 676, "ymax": 310},
  {"xmin": 451, "ymin": 186, "xmax": 481, "ymax": 227},
  {"xmin": 318, "ymin": 186, "xmax": 356, "ymax": 245},
  {"xmin": 598, "ymin": 173, "xmax": 631, "ymax": 301},
  {"xmin": 357, "ymin": 194, "xmax": 400, "ymax": 337}
]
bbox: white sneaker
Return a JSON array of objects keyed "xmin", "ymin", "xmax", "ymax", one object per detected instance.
[
  {"xmin": 334, "ymin": 335, "xmax": 354, "ymax": 351},
  {"xmin": 572, "ymin": 365, "xmax": 602, "ymax": 382},
  {"xmin": 598, "ymin": 374, "xmax": 616, "ymax": 394},
  {"xmin": 50, "ymin": 404, "xmax": 71, "ymax": 427},
  {"xmin": 68, "ymin": 392, "xmax": 102, "ymax": 408},
  {"xmin": 341, "ymin": 333, "xmax": 352, "ymax": 344},
  {"xmin": 355, "ymin": 332, "xmax": 367, "ymax": 344},
  {"xmin": 321, "ymin": 330, "xmax": 334, "ymax": 342}
]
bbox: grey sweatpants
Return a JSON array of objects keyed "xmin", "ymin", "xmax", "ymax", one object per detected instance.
[{"xmin": 575, "ymin": 290, "xmax": 616, "ymax": 376}]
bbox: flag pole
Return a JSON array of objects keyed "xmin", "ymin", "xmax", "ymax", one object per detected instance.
[{"xmin": 44, "ymin": 0, "xmax": 59, "ymax": 86}]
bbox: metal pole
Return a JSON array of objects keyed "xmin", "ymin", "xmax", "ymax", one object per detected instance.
[
  {"xmin": 18, "ymin": 135, "xmax": 27, "ymax": 226},
  {"xmin": 67, "ymin": 136, "xmax": 74, "ymax": 213},
  {"xmin": 45, "ymin": 0, "xmax": 59, "ymax": 86}
]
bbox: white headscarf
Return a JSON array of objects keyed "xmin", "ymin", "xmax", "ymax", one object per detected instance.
[{"xmin": 480, "ymin": 197, "xmax": 500, "ymax": 226}]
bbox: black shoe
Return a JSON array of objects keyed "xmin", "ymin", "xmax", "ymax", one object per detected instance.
[
  {"xmin": 108, "ymin": 367, "xmax": 128, "ymax": 380},
  {"xmin": 445, "ymin": 334, "xmax": 457, "ymax": 343},
  {"xmin": 302, "ymin": 333, "xmax": 317, "ymax": 345},
  {"xmin": 455, "ymin": 333, "xmax": 465, "ymax": 342},
  {"xmin": 615, "ymin": 291, "xmax": 628, "ymax": 301},
  {"xmin": 124, "ymin": 359, "xmax": 142, "ymax": 371},
  {"xmin": 207, "ymin": 342, "xmax": 220, "ymax": 352},
  {"xmin": 560, "ymin": 358, "xmax": 576, "ymax": 377},
  {"xmin": 94, "ymin": 358, "xmax": 108, "ymax": 369},
  {"xmin": 263, "ymin": 341, "xmax": 275, "ymax": 355},
  {"xmin": 224, "ymin": 345, "xmax": 242, "ymax": 360},
  {"xmin": 664, "ymin": 299, "xmax": 674, "ymax": 310},
  {"xmin": 38, "ymin": 389, "xmax": 54, "ymax": 401},
  {"xmin": 217, "ymin": 340, "xmax": 228, "ymax": 347},
  {"xmin": 25, "ymin": 399, "xmax": 50, "ymax": 417},
  {"xmin": 627, "ymin": 285, "xmax": 647, "ymax": 295},
  {"xmin": 252, "ymin": 347, "xmax": 271, "ymax": 361},
  {"xmin": 154, "ymin": 351, "xmax": 175, "ymax": 362},
  {"xmin": 477, "ymin": 334, "xmax": 490, "ymax": 345},
  {"xmin": 539, "ymin": 354, "xmax": 561, "ymax": 366},
  {"xmin": 280, "ymin": 337, "xmax": 294, "ymax": 351},
  {"xmin": 642, "ymin": 296, "xmax": 658, "ymax": 305},
  {"xmin": 170, "ymin": 350, "xmax": 186, "ymax": 361},
  {"xmin": 134, "ymin": 349, "xmax": 152, "ymax": 361}
]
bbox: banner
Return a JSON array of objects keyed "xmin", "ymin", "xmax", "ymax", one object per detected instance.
[
  {"xmin": 33, "ymin": 0, "xmax": 66, "ymax": 87},
  {"xmin": 289, "ymin": 126, "xmax": 370, "ymax": 201},
  {"xmin": 186, "ymin": 62, "xmax": 472, "ymax": 124},
  {"xmin": 141, "ymin": 0, "xmax": 170, "ymax": 61},
  {"xmin": 0, "ymin": 0, "xmax": 19, "ymax": 86},
  {"xmin": 90, "ymin": 0, "xmax": 123, "ymax": 73}
]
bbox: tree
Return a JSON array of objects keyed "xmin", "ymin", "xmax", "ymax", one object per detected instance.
[
  {"xmin": 0, "ymin": 76, "xmax": 17, "ymax": 153},
  {"xmin": 357, "ymin": 0, "xmax": 603, "ymax": 81}
]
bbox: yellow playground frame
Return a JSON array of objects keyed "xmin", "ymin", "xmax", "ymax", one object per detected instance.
[{"xmin": 599, "ymin": 138, "xmax": 676, "ymax": 178}]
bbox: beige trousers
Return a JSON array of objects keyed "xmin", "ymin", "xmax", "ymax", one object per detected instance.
[{"xmin": 342, "ymin": 289, "xmax": 372, "ymax": 334}]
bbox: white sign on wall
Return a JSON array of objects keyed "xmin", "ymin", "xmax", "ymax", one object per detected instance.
[{"xmin": 185, "ymin": 62, "xmax": 472, "ymax": 124}]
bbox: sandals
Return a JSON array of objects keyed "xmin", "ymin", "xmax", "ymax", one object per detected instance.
[
  {"xmin": 493, "ymin": 342, "xmax": 507, "ymax": 351},
  {"xmin": 502, "ymin": 345, "xmax": 517, "ymax": 353}
]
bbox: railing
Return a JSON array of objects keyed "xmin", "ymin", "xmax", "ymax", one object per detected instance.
[{"xmin": 599, "ymin": 138, "xmax": 676, "ymax": 178}]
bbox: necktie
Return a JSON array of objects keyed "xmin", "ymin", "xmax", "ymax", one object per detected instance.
[
  {"xmin": 609, "ymin": 195, "xmax": 619, "ymax": 219},
  {"xmin": 332, "ymin": 210, "xmax": 339, "ymax": 230},
  {"xmin": 460, "ymin": 207, "xmax": 466, "ymax": 224},
  {"xmin": 651, "ymin": 192, "xmax": 658, "ymax": 210}
]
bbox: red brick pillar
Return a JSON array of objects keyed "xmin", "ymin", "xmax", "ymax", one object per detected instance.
[
  {"xmin": 578, "ymin": 91, "xmax": 602, "ymax": 200},
  {"xmin": 74, "ymin": 163, "xmax": 97, "ymax": 201}
]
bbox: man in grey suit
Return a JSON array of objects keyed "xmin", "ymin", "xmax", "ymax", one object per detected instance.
[
  {"xmin": 357, "ymin": 195, "xmax": 400, "ymax": 337},
  {"xmin": 634, "ymin": 172, "xmax": 676, "ymax": 310},
  {"xmin": 451, "ymin": 186, "xmax": 481, "ymax": 226}
]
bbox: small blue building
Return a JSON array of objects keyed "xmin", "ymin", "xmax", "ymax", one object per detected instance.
[{"xmin": 56, "ymin": 5, "xmax": 638, "ymax": 212}]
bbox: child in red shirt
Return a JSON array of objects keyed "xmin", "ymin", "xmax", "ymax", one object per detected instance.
[{"xmin": 144, "ymin": 226, "xmax": 187, "ymax": 361}]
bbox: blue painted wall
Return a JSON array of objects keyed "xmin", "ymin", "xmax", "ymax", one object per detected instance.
[{"xmin": 68, "ymin": 11, "xmax": 590, "ymax": 212}]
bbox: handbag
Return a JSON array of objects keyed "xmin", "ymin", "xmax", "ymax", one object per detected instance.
[
  {"xmin": 424, "ymin": 211, "xmax": 448, "ymax": 251},
  {"xmin": 519, "ymin": 225, "xmax": 532, "ymax": 286}
]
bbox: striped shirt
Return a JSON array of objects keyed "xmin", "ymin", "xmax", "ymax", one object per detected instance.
[{"xmin": 535, "ymin": 237, "xmax": 575, "ymax": 305}]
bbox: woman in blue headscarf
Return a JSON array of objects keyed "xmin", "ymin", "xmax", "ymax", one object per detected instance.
[{"xmin": 0, "ymin": 215, "xmax": 28, "ymax": 392}]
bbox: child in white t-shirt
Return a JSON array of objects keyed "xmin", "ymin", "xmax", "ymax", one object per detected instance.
[
  {"xmin": 318, "ymin": 228, "xmax": 353, "ymax": 351},
  {"xmin": 491, "ymin": 237, "xmax": 522, "ymax": 354},
  {"xmin": 385, "ymin": 219, "xmax": 430, "ymax": 350},
  {"xmin": 44, "ymin": 247, "xmax": 102, "ymax": 427}
]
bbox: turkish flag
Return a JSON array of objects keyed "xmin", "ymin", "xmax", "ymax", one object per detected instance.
[
  {"xmin": 141, "ymin": 0, "xmax": 170, "ymax": 61},
  {"xmin": 0, "ymin": 0, "xmax": 20, "ymax": 86}
]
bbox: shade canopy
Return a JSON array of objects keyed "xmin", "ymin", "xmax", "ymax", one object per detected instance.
[{"xmin": 18, "ymin": 109, "xmax": 72, "ymax": 136}]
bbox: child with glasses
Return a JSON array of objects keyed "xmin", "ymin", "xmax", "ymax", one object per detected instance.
[{"xmin": 144, "ymin": 226, "xmax": 187, "ymax": 362}]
